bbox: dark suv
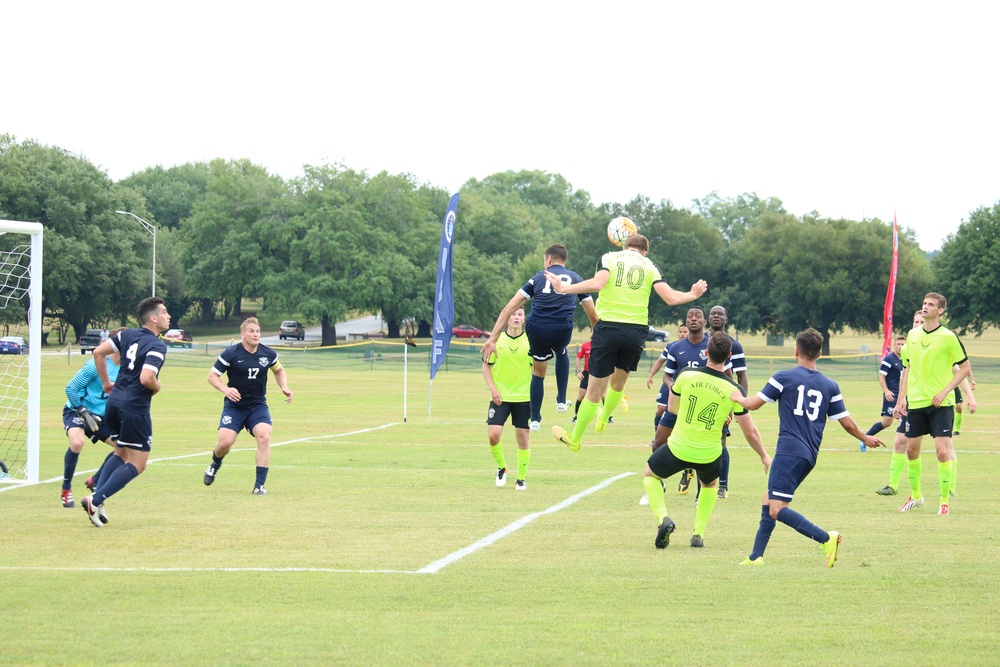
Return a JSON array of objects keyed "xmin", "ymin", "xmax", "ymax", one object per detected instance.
[
  {"xmin": 279, "ymin": 321, "xmax": 305, "ymax": 341},
  {"xmin": 646, "ymin": 326, "xmax": 669, "ymax": 343}
]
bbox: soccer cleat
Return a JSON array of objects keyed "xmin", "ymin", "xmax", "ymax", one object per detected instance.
[
  {"xmin": 875, "ymin": 485, "xmax": 898, "ymax": 496},
  {"xmin": 638, "ymin": 493, "xmax": 649, "ymax": 506},
  {"xmin": 740, "ymin": 557, "xmax": 765, "ymax": 566},
  {"xmin": 678, "ymin": 469, "xmax": 692, "ymax": 495},
  {"xmin": 595, "ymin": 418, "xmax": 608, "ymax": 433},
  {"xmin": 607, "ymin": 415, "xmax": 614, "ymax": 424},
  {"xmin": 496, "ymin": 467, "xmax": 507, "ymax": 488},
  {"xmin": 949, "ymin": 489, "xmax": 957, "ymax": 498},
  {"xmin": 953, "ymin": 431, "xmax": 960, "ymax": 436},
  {"xmin": 654, "ymin": 517, "xmax": 676, "ymax": 549},
  {"xmin": 690, "ymin": 534, "xmax": 705, "ymax": 548},
  {"xmin": 85, "ymin": 476, "xmax": 97, "ymax": 492},
  {"xmin": 97, "ymin": 504, "xmax": 108, "ymax": 525},
  {"xmin": 203, "ymin": 465, "xmax": 218, "ymax": 486},
  {"xmin": 252, "ymin": 485, "xmax": 267, "ymax": 495},
  {"xmin": 822, "ymin": 531, "xmax": 842, "ymax": 567},
  {"xmin": 529, "ymin": 420, "xmax": 541, "ymax": 432},
  {"xmin": 552, "ymin": 425, "xmax": 580, "ymax": 452},
  {"xmin": 620, "ymin": 395, "xmax": 629, "ymax": 414},
  {"xmin": 515, "ymin": 479, "xmax": 526, "ymax": 491},
  {"xmin": 61, "ymin": 489, "xmax": 75, "ymax": 508},
  {"xmin": 556, "ymin": 403, "xmax": 569, "ymax": 413},
  {"xmin": 938, "ymin": 503, "xmax": 950, "ymax": 515},
  {"xmin": 717, "ymin": 488, "xmax": 729, "ymax": 499},
  {"xmin": 81, "ymin": 496, "xmax": 102, "ymax": 528},
  {"xmin": 898, "ymin": 497, "xmax": 925, "ymax": 512},
  {"xmin": 859, "ymin": 440, "xmax": 867, "ymax": 453}
]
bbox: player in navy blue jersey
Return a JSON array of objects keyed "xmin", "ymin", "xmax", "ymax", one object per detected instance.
[
  {"xmin": 203, "ymin": 317, "xmax": 292, "ymax": 495},
  {"xmin": 732, "ymin": 329, "xmax": 883, "ymax": 567},
  {"xmin": 861, "ymin": 333, "xmax": 905, "ymax": 453},
  {"xmin": 81, "ymin": 297, "xmax": 171, "ymax": 527},
  {"xmin": 707, "ymin": 305, "xmax": 747, "ymax": 498},
  {"xmin": 482, "ymin": 243, "xmax": 598, "ymax": 431}
]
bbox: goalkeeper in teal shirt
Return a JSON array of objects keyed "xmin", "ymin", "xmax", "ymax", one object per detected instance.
[{"xmin": 60, "ymin": 327, "xmax": 125, "ymax": 509}]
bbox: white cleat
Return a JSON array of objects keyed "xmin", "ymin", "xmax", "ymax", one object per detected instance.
[
  {"xmin": 496, "ymin": 467, "xmax": 507, "ymax": 488},
  {"xmin": 515, "ymin": 479, "xmax": 527, "ymax": 490},
  {"xmin": 556, "ymin": 403, "xmax": 569, "ymax": 413},
  {"xmin": 529, "ymin": 420, "xmax": 541, "ymax": 431},
  {"xmin": 638, "ymin": 494, "xmax": 650, "ymax": 506}
]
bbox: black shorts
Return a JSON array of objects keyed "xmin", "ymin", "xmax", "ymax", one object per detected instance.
[
  {"xmin": 589, "ymin": 321, "xmax": 647, "ymax": 378},
  {"xmin": 487, "ymin": 401, "xmax": 531, "ymax": 429},
  {"xmin": 525, "ymin": 319, "xmax": 573, "ymax": 362},
  {"xmin": 904, "ymin": 405, "xmax": 954, "ymax": 438},
  {"xmin": 954, "ymin": 387, "xmax": 963, "ymax": 404},
  {"xmin": 578, "ymin": 370, "xmax": 590, "ymax": 390},
  {"xmin": 61, "ymin": 406, "xmax": 114, "ymax": 444},
  {"xmin": 647, "ymin": 443, "xmax": 722, "ymax": 485}
]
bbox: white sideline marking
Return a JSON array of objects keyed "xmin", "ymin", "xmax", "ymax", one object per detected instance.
[
  {"xmin": 416, "ymin": 472, "xmax": 635, "ymax": 574},
  {"xmin": 0, "ymin": 423, "xmax": 400, "ymax": 493}
]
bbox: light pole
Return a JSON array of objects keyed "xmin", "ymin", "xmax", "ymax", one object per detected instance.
[{"xmin": 115, "ymin": 210, "xmax": 156, "ymax": 296}]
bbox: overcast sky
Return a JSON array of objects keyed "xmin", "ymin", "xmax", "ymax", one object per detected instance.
[{"xmin": 5, "ymin": 2, "xmax": 998, "ymax": 251}]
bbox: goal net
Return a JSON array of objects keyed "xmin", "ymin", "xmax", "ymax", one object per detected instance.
[{"xmin": 0, "ymin": 221, "xmax": 42, "ymax": 485}]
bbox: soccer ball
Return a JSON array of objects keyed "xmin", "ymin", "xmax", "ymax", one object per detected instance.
[{"xmin": 607, "ymin": 216, "xmax": 637, "ymax": 247}]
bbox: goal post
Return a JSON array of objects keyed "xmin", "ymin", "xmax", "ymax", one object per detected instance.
[{"xmin": 0, "ymin": 220, "xmax": 42, "ymax": 485}]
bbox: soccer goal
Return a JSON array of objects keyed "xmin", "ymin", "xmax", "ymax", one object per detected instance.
[{"xmin": 0, "ymin": 220, "xmax": 42, "ymax": 485}]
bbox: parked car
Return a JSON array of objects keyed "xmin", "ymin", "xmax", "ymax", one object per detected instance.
[
  {"xmin": 452, "ymin": 324, "xmax": 486, "ymax": 339},
  {"xmin": 279, "ymin": 320, "xmax": 305, "ymax": 341},
  {"xmin": 0, "ymin": 336, "xmax": 28, "ymax": 354},
  {"xmin": 162, "ymin": 329, "xmax": 194, "ymax": 348},
  {"xmin": 79, "ymin": 328, "xmax": 108, "ymax": 354},
  {"xmin": 646, "ymin": 326, "xmax": 669, "ymax": 343}
]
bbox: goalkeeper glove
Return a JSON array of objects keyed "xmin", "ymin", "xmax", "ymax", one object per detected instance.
[{"xmin": 75, "ymin": 406, "xmax": 102, "ymax": 432}]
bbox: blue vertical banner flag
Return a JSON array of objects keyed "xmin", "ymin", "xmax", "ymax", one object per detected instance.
[{"xmin": 430, "ymin": 193, "xmax": 460, "ymax": 379}]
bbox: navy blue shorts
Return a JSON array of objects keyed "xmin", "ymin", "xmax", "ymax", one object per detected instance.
[
  {"xmin": 904, "ymin": 405, "xmax": 954, "ymax": 438},
  {"xmin": 487, "ymin": 401, "xmax": 531, "ymax": 429},
  {"xmin": 767, "ymin": 454, "xmax": 814, "ymax": 502},
  {"xmin": 62, "ymin": 406, "xmax": 114, "ymax": 443},
  {"xmin": 656, "ymin": 382, "xmax": 670, "ymax": 407},
  {"xmin": 525, "ymin": 319, "xmax": 573, "ymax": 362},
  {"xmin": 880, "ymin": 396, "xmax": 896, "ymax": 417},
  {"xmin": 647, "ymin": 442, "xmax": 722, "ymax": 485},
  {"xmin": 220, "ymin": 402, "xmax": 272, "ymax": 435},
  {"xmin": 589, "ymin": 321, "xmax": 646, "ymax": 378},
  {"xmin": 657, "ymin": 410, "xmax": 678, "ymax": 429},
  {"xmin": 105, "ymin": 403, "xmax": 153, "ymax": 451}
]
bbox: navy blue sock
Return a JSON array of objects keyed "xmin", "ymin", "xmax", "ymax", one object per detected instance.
[
  {"xmin": 776, "ymin": 507, "xmax": 829, "ymax": 543},
  {"xmin": 866, "ymin": 422, "xmax": 885, "ymax": 436},
  {"xmin": 554, "ymin": 349, "xmax": 569, "ymax": 405},
  {"xmin": 93, "ymin": 462, "xmax": 138, "ymax": 505},
  {"xmin": 93, "ymin": 450, "xmax": 116, "ymax": 485},
  {"xmin": 719, "ymin": 444, "xmax": 730, "ymax": 489},
  {"xmin": 63, "ymin": 449, "xmax": 80, "ymax": 490},
  {"xmin": 255, "ymin": 466, "xmax": 268, "ymax": 487},
  {"xmin": 750, "ymin": 505, "xmax": 776, "ymax": 559},
  {"xmin": 529, "ymin": 375, "xmax": 544, "ymax": 422},
  {"xmin": 96, "ymin": 453, "xmax": 126, "ymax": 489},
  {"xmin": 211, "ymin": 453, "xmax": 224, "ymax": 468}
]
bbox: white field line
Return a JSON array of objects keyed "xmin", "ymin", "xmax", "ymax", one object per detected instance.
[
  {"xmin": 0, "ymin": 423, "xmax": 401, "ymax": 493},
  {"xmin": 416, "ymin": 472, "xmax": 634, "ymax": 574},
  {"xmin": 0, "ymin": 472, "xmax": 635, "ymax": 576}
]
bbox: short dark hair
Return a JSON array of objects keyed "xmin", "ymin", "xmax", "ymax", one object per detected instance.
[
  {"xmin": 137, "ymin": 297, "xmax": 165, "ymax": 325},
  {"xmin": 624, "ymin": 234, "xmax": 648, "ymax": 252},
  {"xmin": 796, "ymin": 328, "xmax": 824, "ymax": 360},
  {"xmin": 925, "ymin": 292, "xmax": 947, "ymax": 310},
  {"xmin": 707, "ymin": 331, "xmax": 732, "ymax": 364},
  {"xmin": 894, "ymin": 333, "xmax": 906, "ymax": 341},
  {"xmin": 545, "ymin": 243, "xmax": 568, "ymax": 263},
  {"xmin": 688, "ymin": 305, "xmax": 707, "ymax": 319}
]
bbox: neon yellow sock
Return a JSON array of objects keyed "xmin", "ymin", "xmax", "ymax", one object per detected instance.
[
  {"xmin": 950, "ymin": 458, "xmax": 958, "ymax": 494},
  {"xmin": 907, "ymin": 457, "xmax": 923, "ymax": 500},
  {"xmin": 693, "ymin": 485, "xmax": 718, "ymax": 537},
  {"xmin": 516, "ymin": 447, "xmax": 530, "ymax": 481},
  {"xmin": 643, "ymin": 476, "xmax": 669, "ymax": 524},
  {"xmin": 889, "ymin": 452, "xmax": 907, "ymax": 491},
  {"xmin": 600, "ymin": 388, "xmax": 624, "ymax": 425},
  {"xmin": 571, "ymin": 399, "xmax": 599, "ymax": 442},
  {"xmin": 938, "ymin": 460, "xmax": 952, "ymax": 506},
  {"xmin": 954, "ymin": 411, "xmax": 964, "ymax": 433},
  {"xmin": 489, "ymin": 442, "xmax": 506, "ymax": 469}
]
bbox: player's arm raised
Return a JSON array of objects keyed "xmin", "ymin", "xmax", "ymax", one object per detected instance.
[
  {"xmin": 544, "ymin": 269, "xmax": 608, "ymax": 294},
  {"xmin": 652, "ymin": 279, "xmax": 708, "ymax": 307}
]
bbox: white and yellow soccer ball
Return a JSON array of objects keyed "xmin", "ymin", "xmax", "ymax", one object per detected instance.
[{"xmin": 606, "ymin": 216, "xmax": 637, "ymax": 247}]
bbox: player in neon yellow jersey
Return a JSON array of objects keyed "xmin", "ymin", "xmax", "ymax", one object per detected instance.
[
  {"xmin": 642, "ymin": 331, "xmax": 771, "ymax": 548},
  {"xmin": 543, "ymin": 233, "xmax": 707, "ymax": 451},
  {"xmin": 894, "ymin": 293, "xmax": 972, "ymax": 515},
  {"xmin": 483, "ymin": 307, "xmax": 533, "ymax": 490}
]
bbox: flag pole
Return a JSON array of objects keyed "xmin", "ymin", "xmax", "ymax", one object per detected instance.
[{"xmin": 429, "ymin": 193, "xmax": 460, "ymax": 418}]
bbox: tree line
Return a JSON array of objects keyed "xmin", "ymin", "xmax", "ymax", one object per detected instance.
[{"xmin": 1, "ymin": 135, "xmax": 996, "ymax": 351}]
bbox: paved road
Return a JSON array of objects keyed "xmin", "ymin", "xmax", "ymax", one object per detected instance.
[{"xmin": 260, "ymin": 315, "xmax": 383, "ymax": 347}]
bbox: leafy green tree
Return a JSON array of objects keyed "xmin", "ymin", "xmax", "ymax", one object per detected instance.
[
  {"xmin": 119, "ymin": 162, "xmax": 210, "ymax": 230},
  {"xmin": 933, "ymin": 201, "xmax": 1000, "ymax": 334},
  {"xmin": 692, "ymin": 191, "xmax": 787, "ymax": 244}
]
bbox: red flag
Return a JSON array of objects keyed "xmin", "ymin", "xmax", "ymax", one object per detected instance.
[{"xmin": 881, "ymin": 213, "xmax": 900, "ymax": 358}]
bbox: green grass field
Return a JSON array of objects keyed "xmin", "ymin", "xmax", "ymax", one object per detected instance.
[{"xmin": 2, "ymin": 348, "xmax": 999, "ymax": 666}]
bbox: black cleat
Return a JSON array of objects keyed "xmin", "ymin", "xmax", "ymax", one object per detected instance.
[
  {"xmin": 690, "ymin": 534, "xmax": 705, "ymax": 548},
  {"xmin": 655, "ymin": 517, "xmax": 676, "ymax": 549},
  {"xmin": 204, "ymin": 465, "xmax": 218, "ymax": 486},
  {"xmin": 875, "ymin": 485, "xmax": 897, "ymax": 496}
]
